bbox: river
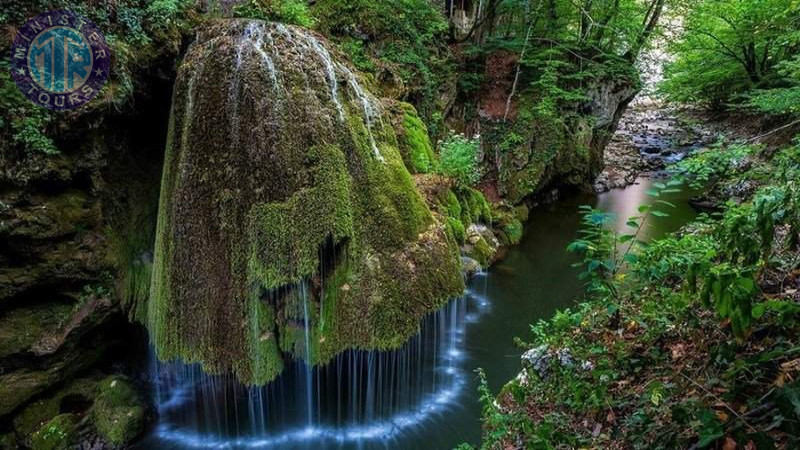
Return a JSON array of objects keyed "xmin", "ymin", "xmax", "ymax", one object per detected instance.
[{"xmin": 135, "ymin": 177, "xmax": 697, "ymax": 450}]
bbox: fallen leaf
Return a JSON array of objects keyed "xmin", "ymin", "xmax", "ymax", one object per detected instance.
[{"xmin": 722, "ymin": 437, "xmax": 737, "ymax": 450}]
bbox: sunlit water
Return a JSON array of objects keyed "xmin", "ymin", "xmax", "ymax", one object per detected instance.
[{"xmin": 135, "ymin": 178, "xmax": 696, "ymax": 449}]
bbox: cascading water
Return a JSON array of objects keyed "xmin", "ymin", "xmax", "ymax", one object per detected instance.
[
  {"xmin": 143, "ymin": 18, "xmax": 471, "ymax": 449},
  {"xmin": 141, "ymin": 284, "xmax": 489, "ymax": 449}
]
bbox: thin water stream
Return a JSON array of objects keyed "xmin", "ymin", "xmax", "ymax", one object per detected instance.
[{"xmin": 136, "ymin": 178, "xmax": 697, "ymax": 449}]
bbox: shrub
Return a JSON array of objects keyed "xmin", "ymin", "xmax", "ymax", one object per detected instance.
[
  {"xmin": 233, "ymin": 0, "xmax": 314, "ymax": 27},
  {"xmin": 436, "ymin": 132, "xmax": 482, "ymax": 187}
]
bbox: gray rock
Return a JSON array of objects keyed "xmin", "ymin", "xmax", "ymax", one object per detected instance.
[{"xmin": 460, "ymin": 256, "xmax": 481, "ymax": 278}]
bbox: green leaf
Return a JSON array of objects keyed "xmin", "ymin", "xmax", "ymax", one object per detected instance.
[{"xmin": 651, "ymin": 210, "xmax": 670, "ymax": 217}]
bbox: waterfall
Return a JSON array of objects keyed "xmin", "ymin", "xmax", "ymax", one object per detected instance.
[
  {"xmin": 271, "ymin": 23, "xmax": 385, "ymax": 161},
  {"xmin": 144, "ymin": 19, "xmax": 466, "ymax": 449},
  {"xmin": 142, "ymin": 289, "xmax": 486, "ymax": 449},
  {"xmin": 300, "ymin": 281, "xmax": 314, "ymax": 428}
]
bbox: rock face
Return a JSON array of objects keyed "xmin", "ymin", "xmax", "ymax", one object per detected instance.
[
  {"xmin": 472, "ymin": 50, "xmax": 639, "ymax": 203},
  {"xmin": 148, "ymin": 20, "xmax": 464, "ymax": 385},
  {"xmin": 487, "ymin": 79, "xmax": 638, "ymax": 204}
]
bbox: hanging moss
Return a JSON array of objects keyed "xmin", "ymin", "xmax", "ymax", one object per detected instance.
[
  {"xmin": 148, "ymin": 20, "xmax": 463, "ymax": 385},
  {"xmin": 457, "ymin": 186, "xmax": 492, "ymax": 226},
  {"xmin": 247, "ymin": 145, "xmax": 354, "ymax": 290},
  {"xmin": 392, "ymin": 102, "xmax": 436, "ymax": 173}
]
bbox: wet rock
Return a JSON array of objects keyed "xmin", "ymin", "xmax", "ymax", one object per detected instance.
[
  {"xmin": 0, "ymin": 296, "xmax": 116, "ymax": 418},
  {"xmin": 12, "ymin": 377, "xmax": 97, "ymax": 444},
  {"xmin": 91, "ymin": 377, "xmax": 147, "ymax": 447},
  {"xmin": 521, "ymin": 345, "xmax": 550, "ymax": 378},
  {"xmin": 461, "ymin": 256, "xmax": 482, "ymax": 278},
  {"xmin": 595, "ymin": 102, "xmax": 715, "ymax": 192},
  {"xmin": 463, "ymin": 224, "xmax": 501, "ymax": 267},
  {"xmin": 30, "ymin": 413, "xmax": 79, "ymax": 450}
]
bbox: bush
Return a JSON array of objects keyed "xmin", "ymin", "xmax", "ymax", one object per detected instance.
[
  {"xmin": 233, "ymin": 0, "xmax": 314, "ymax": 27},
  {"xmin": 436, "ymin": 132, "xmax": 482, "ymax": 187}
]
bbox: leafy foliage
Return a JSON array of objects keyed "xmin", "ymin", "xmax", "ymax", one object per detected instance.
[
  {"xmin": 233, "ymin": 0, "xmax": 314, "ymax": 27},
  {"xmin": 475, "ymin": 137, "xmax": 800, "ymax": 448},
  {"xmin": 312, "ymin": 0, "xmax": 451, "ymax": 121},
  {"xmin": 661, "ymin": 0, "xmax": 800, "ymax": 109},
  {"xmin": 675, "ymin": 143, "xmax": 755, "ymax": 188},
  {"xmin": 567, "ymin": 180, "xmax": 681, "ymax": 297},
  {"xmin": 436, "ymin": 132, "xmax": 482, "ymax": 187}
]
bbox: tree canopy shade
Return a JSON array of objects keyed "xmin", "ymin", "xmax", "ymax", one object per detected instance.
[
  {"xmin": 661, "ymin": 0, "xmax": 800, "ymax": 108},
  {"xmin": 459, "ymin": 0, "xmax": 667, "ymax": 60}
]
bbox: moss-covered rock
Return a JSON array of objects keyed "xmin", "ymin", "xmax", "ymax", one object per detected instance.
[
  {"xmin": 463, "ymin": 224, "xmax": 500, "ymax": 267},
  {"xmin": 30, "ymin": 414, "xmax": 78, "ymax": 450},
  {"xmin": 391, "ymin": 102, "xmax": 437, "ymax": 173},
  {"xmin": 91, "ymin": 376, "xmax": 146, "ymax": 447},
  {"xmin": 484, "ymin": 79, "xmax": 637, "ymax": 204},
  {"xmin": 12, "ymin": 377, "xmax": 96, "ymax": 444},
  {"xmin": 0, "ymin": 303, "xmax": 73, "ymax": 360},
  {"xmin": 148, "ymin": 20, "xmax": 463, "ymax": 385}
]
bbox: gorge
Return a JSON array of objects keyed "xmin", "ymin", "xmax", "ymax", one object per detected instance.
[{"xmin": 2, "ymin": 0, "xmax": 798, "ymax": 449}]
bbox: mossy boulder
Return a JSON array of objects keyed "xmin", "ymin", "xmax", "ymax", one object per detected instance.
[
  {"xmin": 463, "ymin": 224, "xmax": 500, "ymax": 267},
  {"xmin": 390, "ymin": 102, "xmax": 437, "ymax": 174},
  {"xmin": 12, "ymin": 377, "xmax": 96, "ymax": 444},
  {"xmin": 91, "ymin": 376, "xmax": 146, "ymax": 447},
  {"xmin": 148, "ymin": 20, "xmax": 463, "ymax": 385},
  {"xmin": 484, "ymin": 79, "xmax": 637, "ymax": 204},
  {"xmin": 30, "ymin": 414, "xmax": 78, "ymax": 450}
]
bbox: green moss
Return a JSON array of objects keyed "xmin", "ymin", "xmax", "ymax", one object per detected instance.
[
  {"xmin": 447, "ymin": 217, "xmax": 466, "ymax": 244},
  {"xmin": 504, "ymin": 219, "xmax": 524, "ymax": 245},
  {"xmin": 0, "ymin": 303, "xmax": 73, "ymax": 360},
  {"xmin": 91, "ymin": 377, "xmax": 146, "ymax": 447},
  {"xmin": 466, "ymin": 237, "xmax": 494, "ymax": 267},
  {"xmin": 457, "ymin": 187, "xmax": 492, "ymax": 226},
  {"xmin": 395, "ymin": 102, "xmax": 436, "ymax": 173},
  {"xmin": 148, "ymin": 21, "xmax": 463, "ymax": 385},
  {"xmin": 247, "ymin": 145, "xmax": 354, "ymax": 290},
  {"xmin": 12, "ymin": 377, "xmax": 96, "ymax": 441},
  {"xmin": 514, "ymin": 204, "xmax": 530, "ymax": 223},
  {"xmin": 242, "ymin": 294, "xmax": 284, "ymax": 385},
  {"xmin": 489, "ymin": 97, "xmax": 568, "ymax": 204},
  {"xmin": 30, "ymin": 414, "xmax": 77, "ymax": 450}
]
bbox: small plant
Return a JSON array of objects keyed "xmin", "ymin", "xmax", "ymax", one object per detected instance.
[
  {"xmin": 567, "ymin": 180, "xmax": 680, "ymax": 298},
  {"xmin": 436, "ymin": 132, "xmax": 482, "ymax": 187}
]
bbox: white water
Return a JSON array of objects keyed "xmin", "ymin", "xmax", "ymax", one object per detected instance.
[
  {"xmin": 271, "ymin": 23, "xmax": 384, "ymax": 161},
  {"xmin": 140, "ymin": 275, "xmax": 490, "ymax": 449}
]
